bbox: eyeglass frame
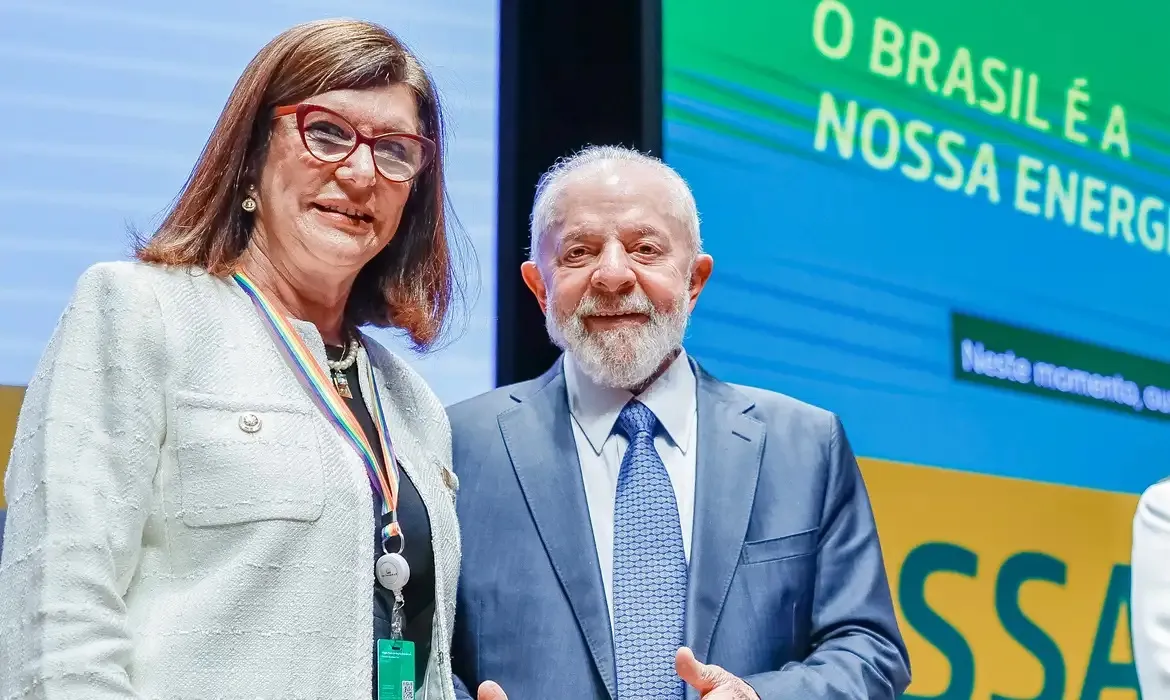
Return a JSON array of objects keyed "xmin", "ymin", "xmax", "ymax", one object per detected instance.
[{"xmin": 271, "ymin": 103, "xmax": 437, "ymax": 183}]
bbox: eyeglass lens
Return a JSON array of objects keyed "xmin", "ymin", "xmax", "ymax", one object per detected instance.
[{"xmin": 302, "ymin": 110, "xmax": 425, "ymax": 181}]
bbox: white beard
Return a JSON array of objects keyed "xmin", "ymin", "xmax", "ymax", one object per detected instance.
[{"xmin": 546, "ymin": 286, "xmax": 690, "ymax": 390}]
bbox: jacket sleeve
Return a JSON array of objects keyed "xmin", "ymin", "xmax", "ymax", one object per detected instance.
[
  {"xmin": 452, "ymin": 673, "xmax": 475, "ymax": 700},
  {"xmin": 744, "ymin": 415, "xmax": 911, "ymax": 700},
  {"xmin": 0, "ymin": 263, "xmax": 166, "ymax": 699},
  {"xmin": 1132, "ymin": 480, "xmax": 1170, "ymax": 697}
]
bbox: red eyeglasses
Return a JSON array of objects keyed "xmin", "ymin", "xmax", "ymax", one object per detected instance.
[{"xmin": 272, "ymin": 103, "xmax": 436, "ymax": 183}]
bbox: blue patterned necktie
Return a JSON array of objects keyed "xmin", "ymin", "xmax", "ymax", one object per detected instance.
[{"xmin": 612, "ymin": 400, "xmax": 687, "ymax": 700}]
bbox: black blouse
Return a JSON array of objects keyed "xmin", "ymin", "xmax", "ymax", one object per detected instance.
[{"xmin": 325, "ymin": 345, "xmax": 435, "ymax": 692}]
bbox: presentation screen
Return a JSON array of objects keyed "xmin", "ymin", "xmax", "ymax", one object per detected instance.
[
  {"xmin": 664, "ymin": 0, "xmax": 1165, "ymax": 696},
  {"xmin": 0, "ymin": 1, "xmax": 498, "ymax": 407}
]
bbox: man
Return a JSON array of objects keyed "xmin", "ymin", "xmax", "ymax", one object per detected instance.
[
  {"xmin": 1132, "ymin": 478, "xmax": 1170, "ymax": 695},
  {"xmin": 448, "ymin": 146, "xmax": 910, "ymax": 700}
]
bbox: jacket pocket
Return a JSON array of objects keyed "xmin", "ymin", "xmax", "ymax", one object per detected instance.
[
  {"xmin": 171, "ymin": 390, "xmax": 326, "ymax": 527},
  {"xmin": 740, "ymin": 528, "xmax": 819, "ymax": 566}
]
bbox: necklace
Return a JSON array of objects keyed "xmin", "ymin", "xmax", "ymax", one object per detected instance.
[{"xmin": 326, "ymin": 336, "xmax": 359, "ymax": 398}]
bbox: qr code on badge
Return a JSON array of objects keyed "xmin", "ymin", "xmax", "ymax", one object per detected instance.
[{"xmin": 401, "ymin": 681, "xmax": 414, "ymax": 700}]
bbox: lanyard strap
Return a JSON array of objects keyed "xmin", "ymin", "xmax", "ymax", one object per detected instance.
[{"xmin": 233, "ymin": 272, "xmax": 401, "ymax": 539}]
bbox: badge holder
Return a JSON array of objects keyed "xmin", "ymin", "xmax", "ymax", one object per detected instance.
[
  {"xmin": 377, "ymin": 522, "xmax": 414, "ymax": 700},
  {"xmin": 377, "ymin": 638, "xmax": 416, "ymax": 700}
]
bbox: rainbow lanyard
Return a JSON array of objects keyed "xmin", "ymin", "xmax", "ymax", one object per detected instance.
[{"xmin": 233, "ymin": 272, "xmax": 401, "ymax": 539}]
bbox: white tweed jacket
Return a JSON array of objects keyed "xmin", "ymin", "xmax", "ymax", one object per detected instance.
[{"xmin": 0, "ymin": 262, "xmax": 462, "ymax": 700}]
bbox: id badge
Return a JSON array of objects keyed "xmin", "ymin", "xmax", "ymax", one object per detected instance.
[{"xmin": 377, "ymin": 639, "xmax": 416, "ymax": 700}]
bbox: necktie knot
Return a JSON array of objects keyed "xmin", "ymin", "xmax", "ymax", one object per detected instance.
[{"xmin": 617, "ymin": 400, "xmax": 657, "ymax": 440}]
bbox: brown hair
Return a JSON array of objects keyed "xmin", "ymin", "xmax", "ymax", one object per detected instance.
[{"xmin": 136, "ymin": 18, "xmax": 466, "ymax": 349}]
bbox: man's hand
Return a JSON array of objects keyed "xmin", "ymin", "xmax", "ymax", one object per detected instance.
[
  {"xmin": 477, "ymin": 680, "xmax": 508, "ymax": 700},
  {"xmin": 676, "ymin": 647, "xmax": 760, "ymax": 700}
]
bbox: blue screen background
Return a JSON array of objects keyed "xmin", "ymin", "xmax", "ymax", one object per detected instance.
[{"xmin": 666, "ymin": 91, "xmax": 1170, "ymax": 496}]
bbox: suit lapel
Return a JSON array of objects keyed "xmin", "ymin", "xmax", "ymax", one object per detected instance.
[
  {"xmin": 498, "ymin": 362, "xmax": 617, "ymax": 700},
  {"xmin": 686, "ymin": 362, "xmax": 764, "ymax": 661}
]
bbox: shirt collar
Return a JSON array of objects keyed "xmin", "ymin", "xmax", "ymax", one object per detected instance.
[{"xmin": 564, "ymin": 349, "xmax": 696, "ymax": 455}]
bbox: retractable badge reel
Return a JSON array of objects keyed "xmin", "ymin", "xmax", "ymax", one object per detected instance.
[
  {"xmin": 376, "ymin": 520, "xmax": 416, "ymax": 700},
  {"xmin": 376, "ymin": 529, "xmax": 410, "ymax": 597}
]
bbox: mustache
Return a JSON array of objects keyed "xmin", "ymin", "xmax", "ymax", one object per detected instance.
[{"xmin": 574, "ymin": 292, "xmax": 655, "ymax": 317}]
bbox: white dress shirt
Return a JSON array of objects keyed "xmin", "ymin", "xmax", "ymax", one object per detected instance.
[{"xmin": 563, "ymin": 349, "xmax": 698, "ymax": 624}]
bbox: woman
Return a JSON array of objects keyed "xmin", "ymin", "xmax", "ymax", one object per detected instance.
[{"xmin": 0, "ymin": 19, "xmax": 466, "ymax": 700}]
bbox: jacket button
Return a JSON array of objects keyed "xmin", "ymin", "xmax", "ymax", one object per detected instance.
[{"xmin": 238, "ymin": 413, "xmax": 262, "ymax": 433}]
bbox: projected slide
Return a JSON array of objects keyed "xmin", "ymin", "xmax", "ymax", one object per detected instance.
[
  {"xmin": 0, "ymin": 1, "xmax": 497, "ymax": 406},
  {"xmin": 664, "ymin": 0, "xmax": 1166, "ymax": 696}
]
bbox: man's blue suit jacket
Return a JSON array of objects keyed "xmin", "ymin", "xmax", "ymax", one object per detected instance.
[{"xmin": 447, "ymin": 358, "xmax": 910, "ymax": 700}]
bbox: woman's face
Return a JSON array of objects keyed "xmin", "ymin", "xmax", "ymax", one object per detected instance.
[{"xmin": 253, "ymin": 84, "xmax": 421, "ymax": 281}]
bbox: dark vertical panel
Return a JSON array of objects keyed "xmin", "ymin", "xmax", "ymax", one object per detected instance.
[
  {"xmin": 641, "ymin": 0, "xmax": 664, "ymax": 157},
  {"xmin": 494, "ymin": 0, "xmax": 525, "ymax": 387},
  {"xmin": 495, "ymin": 0, "xmax": 663, "ymax": 386}
]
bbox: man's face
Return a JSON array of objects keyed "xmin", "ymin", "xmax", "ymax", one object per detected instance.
[{"xmin": 521, "ymin": 163, "xmax": 714, "ymax": 389}]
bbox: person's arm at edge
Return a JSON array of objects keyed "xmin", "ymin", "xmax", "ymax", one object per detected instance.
[{"xmin": 1132, "ymin": 479, "xmax": 1170, "ymax": 697}]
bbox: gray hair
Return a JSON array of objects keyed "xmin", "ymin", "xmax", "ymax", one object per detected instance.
[{"xmin": 528, "ymin": 145, "xmax": 701, "ymax": 264}]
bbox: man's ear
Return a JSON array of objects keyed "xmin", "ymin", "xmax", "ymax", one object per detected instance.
[
  {"xmin": 520, "ymin": 261, "xmax": 548, "ymax": 314},
  {"xmin": 687, "ymin": 254, "xmax": 714, "ymax": 310}
]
